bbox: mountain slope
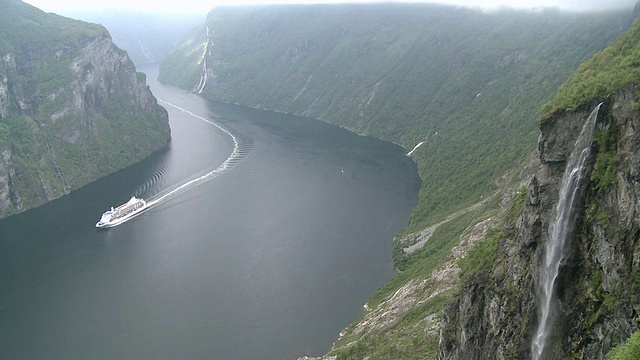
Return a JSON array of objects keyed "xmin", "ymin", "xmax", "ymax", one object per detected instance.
[
  {"xmin": 305, "ymin": 18, "xmax": 640, "ymax": 359},
  {"xmin": 0, "ymin": 0, "xmax": 171, "ymax": 218},
  {"xmin": 159, "ymin": 4, "xmax": 640, "ymax": 359},
  {"xmin": 329, "ymin": 16, "xmax": 640, "ymax": 360},
  {"xmin": 437, "ymin": 18, "xmax": 640, "ymax": 360},
  {"xmin": 160, "ymin": 4, "xmax": 632, "ymax": 234}
]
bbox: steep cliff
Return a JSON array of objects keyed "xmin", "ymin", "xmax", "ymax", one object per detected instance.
[
  {"xmin": 437, "ymin": 17, "xmax": 640, "ymax": 359},
  {"xmin": 439, "ymin": 87, "xmax": 640, "ymax": 360},
  {"xmin": 0, "ymin": 0, "xmax": 170, "ymax": 218}
]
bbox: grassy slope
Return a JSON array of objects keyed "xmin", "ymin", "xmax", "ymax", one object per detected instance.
[
  {"xmin": 0, "ymin": 0, "xmax": 169, "ymax": 216},
  {"xmin": 158, "ymin": 24, "xmax": 208, "ymax": 89},
  {"xmin": 329, "ymin": 194, "xmax": 504, "ymax": 360},
  {"xmin": 160, "ymin": 3, "xmax": 631, "ymax": 253},
  {"xmin": 542, "ymin": 18, "xmax": 640, "ymax": 121},
  {"xmin": 607, "ymin": 326, "xmax": 640, "ymax": 360},
  {"xmin": 0, "ymin": 0, "xmax": 107, "ymax": 50}
]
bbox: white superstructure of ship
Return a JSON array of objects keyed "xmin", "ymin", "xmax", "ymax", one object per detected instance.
[{"xmin": 95, "ymin": 196, "xmax": 147, "ymax": 228}]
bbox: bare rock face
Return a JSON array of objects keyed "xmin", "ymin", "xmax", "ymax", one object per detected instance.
[
  {"xmin": 0, "ymin": 147, "xmax": 19, "ymax": 214},
  {"xmin": 0, "ymin": 1, "xmax": 170, "ymax": 218},
  {"xmin": 0, "ymin": 72, "xmax": 8, "ymax": 119},
  {"xmin": 439, "ymin": 88, "xmax": 640, "ymax": 359}
]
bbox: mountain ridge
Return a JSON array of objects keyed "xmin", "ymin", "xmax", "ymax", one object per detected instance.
[
  {"xmin": 0, "ymin": 0, "xmax": 171, "ymax": 218},
  {"xmin": 159, "ymin": 3, "xmax": 633, "ymax": 231}
]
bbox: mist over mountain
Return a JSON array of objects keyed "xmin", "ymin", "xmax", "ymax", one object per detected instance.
[
  {"xmin": 160, "ymin": 3, "xmax": 633, "ymax": 229},
  {"xmin": 59, "ymin": 10, "xmax": 202, "ymax": 66}
]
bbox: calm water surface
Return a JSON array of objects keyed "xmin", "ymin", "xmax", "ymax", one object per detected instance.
[{"xmin": 0, "ymin": 67, "xmax": 420, "ymax": 359}]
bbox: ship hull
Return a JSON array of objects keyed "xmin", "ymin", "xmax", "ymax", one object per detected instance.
[
  {"xmin": 95, "ymin": 197, "xmax": 148, "ymax": 228},
  {"xmin": 95, "ymin": 205, "xmax": 148, "ymax": 228}
]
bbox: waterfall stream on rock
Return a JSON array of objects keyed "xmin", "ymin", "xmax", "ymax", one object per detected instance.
[
  {"xmin": 531, "ymin": 103, "xmax": 602, "ymax": 360},
  {"xmin": 195, "ymin": 25, "xmax": 210, "ymax": 94}
]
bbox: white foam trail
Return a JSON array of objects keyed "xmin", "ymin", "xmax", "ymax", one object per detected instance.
[
  {"xmin": 99, "ymin": 98, "xmax": 251, "ymax": 228},
  {"xmin": 159, "ymin": 99, "xmax": 240, "ymax": 150},
  {"xmin": 144, "ymin": 99, "xmax": 248, "ymax": 208}
]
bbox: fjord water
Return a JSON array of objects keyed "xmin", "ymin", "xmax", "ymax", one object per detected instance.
[{"xmin": 0, "ymin": 67, "xmax": 420, "ymax": 360}]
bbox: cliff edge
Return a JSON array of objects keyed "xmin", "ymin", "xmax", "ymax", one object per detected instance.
[
  {"xmin": 0, "ymin": 0, "xmax": 171, "ymax": 218},
  {"xmin": 439, "ymin": 88, "xmax": 640, "ymax": 359}
]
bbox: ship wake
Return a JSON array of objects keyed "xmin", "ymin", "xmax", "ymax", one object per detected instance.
[
  {"xmin": 100, "ymin": 100, "xmax": 253, "ymax": 228},
  {"xmin": 145, "ymin": 100, "xmax": 253, "ymax": 209}
]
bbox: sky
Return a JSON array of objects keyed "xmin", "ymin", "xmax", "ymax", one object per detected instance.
[{"xmin": 22, "ymin": 0, "xmax": 639, "ymax": 15}]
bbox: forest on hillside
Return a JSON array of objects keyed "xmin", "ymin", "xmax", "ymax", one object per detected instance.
[{"xmin": 160, "ymin": 3, "xmax": 634, "ymax": 234}]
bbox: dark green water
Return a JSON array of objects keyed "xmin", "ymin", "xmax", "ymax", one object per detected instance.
[{"xmin": 0, "ymin": 67, "xmax": 420, "ymax": 359}]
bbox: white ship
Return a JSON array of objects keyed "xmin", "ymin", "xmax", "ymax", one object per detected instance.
[{"xmin": 95, "ymin": 196, "xmax": 147, "ymax": 228}]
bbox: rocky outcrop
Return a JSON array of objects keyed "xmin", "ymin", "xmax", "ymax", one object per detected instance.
[
  {"xmin": 0, "ymin": 71, "xmax": 8, "ymax": 119},
  {"xmin": 0, "ymin": 147, "xmax": 18, "ymax": 213},
  {"xmin": 298, "ymin": 212, "xmax": 504, "ymax": 360},
  {"xmin": 300, "ymin": 69, "xmax": 640, "ymax": 360},
  {"xmin": 0, "ymin": 0, "xmax": 170, "ymax": 218},
  {"xmin": 439, "ymin": 87, "xmax": 640, "ymax": 359}
]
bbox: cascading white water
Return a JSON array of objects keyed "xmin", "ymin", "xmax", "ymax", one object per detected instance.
[
  {"xmin": 531, "ymin": 103, "xmax": 602, "ymax": 360},
  {"xmin": 195, "ymin": 25, "xmax": 211, "ymax": 94}
]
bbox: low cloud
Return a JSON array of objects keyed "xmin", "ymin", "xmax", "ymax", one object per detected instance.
[
  {"xmin": 24, "ymin": 0, "xmax": 640, "ymax": 15},
  {"xmin": 424, "ymin": 0, "xmax": 637, "ymax": 11}
]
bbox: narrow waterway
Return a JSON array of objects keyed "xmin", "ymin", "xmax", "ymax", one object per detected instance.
[{"xmin": 0, "ymin": 66, "xmax": 420, "ymax": 360}]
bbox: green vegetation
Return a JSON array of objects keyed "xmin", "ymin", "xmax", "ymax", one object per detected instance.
[
  {"xmin": 328, "ymin": 195, "xmax": 500, "ymax": 360},
  {"xmin": 160, "ymin": 3, "xmax": 630, "ymax": 232},
  {"xmin": 506, "ymin": 187, "xmax": 528, "ymax": 223},
  {"xmin": 332, "ymin": 291, "xmax": 452, "ymax": 360},
  {"xmin": 606, "ymin": 324, "xmax": 640, "ymax": 360},
  {"xmin": 0, "ymin": 0, "xmax": 108, "ymax": 51},
  {"xmin": 43, "ymin": 90, "xmax": 169, "ymax": 189},
  {"xmin": 371, "ymin": 200, "xmax": 496, "ymax": 310},
  {"xmin": 0, "ymin": 0, "xmax": 170, "ymax": 217},
  {"xmin": 0, "ymin": 0, "xmax": 105, "ymax": 98},
  {"xmin": 458, "ymin": 229, "xmax": 501, "ymax": 279},
  {"xmin": 591, "ymin": 126, "xmax": 620, "ymax": 190},
  {"xmin": 541, "ymin": 19, "xmax": 640, "ymax": 121},
  {"xmin": 0, "ymin": 113, "xmax": 47, "ymax": 207},
  {"xmin": 158, "ymin": 24, "xmax": 208, "ymax": 89}
]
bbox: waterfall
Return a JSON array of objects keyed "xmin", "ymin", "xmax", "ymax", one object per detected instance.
[
  {"xmin": 531, "ymin": 103, "xmax": 602, "ymax": 360},
  {"xmin": 406, "ymin": 141, "xmax": 425, "ymax": 156},
  {"xmin": 195, "ymin": 25, "xmax": 210, "ymax": 94},
  {"xmin": 195, "ymin": 56, "xmax": 208, "ymax": 94}
]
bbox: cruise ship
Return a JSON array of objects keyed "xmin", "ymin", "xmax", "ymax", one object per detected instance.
[{"xmin": 95, "ymin": 196, "xmax": 147, "ymax": 228}]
